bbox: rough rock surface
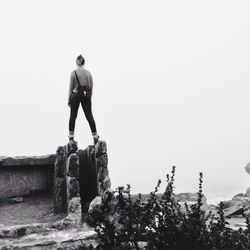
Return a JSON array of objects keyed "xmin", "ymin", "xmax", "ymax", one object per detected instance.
[
  {"xmin": 88, "ymin": 196, "xmax": 102, "ymax": 213},
  {"xmin": 66, "ymin": 140, "xmax": 78, "ymax": 156},
  {"xmin": 245, "ymin": 163, "xmax": 250, "ymax": 175},
  {"xmin": 94, "ymin": 140, "xmax": 111, "ymax": 198},
  {"xmin": 0, "ymin": 140, "xmax": 111, "ymax": 249},
  {"xmin": 245, "ymin": 187, "xmax": 250, "ymax": 198},
  {"xmin": 0, "ymin": 155, "xmax": 56, "ymax": 167},
  {"xmin": 243, "ymin": 204, "xmax": 250, "ymax": 217},
  {"xmin": 0, "ymin": 227, "xmax": 97, "ymax": 250},
  {"xmin": 224, "ymin": 205, "xmax": 244, "ymax": 217},
  {"xmin": 54, "ymin": 140, "xmax": 110, "ymax": 215},
  {"xmin": 221, "ymin": 190, "xmax": 250, "ymax": 217},
  {"xmin": 233, "ymin": 193, "xmax": 245, "ymax": 198},
  {"xmin": 54, "ymin": 146, "xmax": 67, "ymax": 213},
  {"xmin": 0, "ymin": 154, "xmax": 55, "ymax": 199},
  {"xmin": 0, "ymin": 223, "xmax": 51, "ymax": 239},
  {"xmin": 175, "ymin": 192, "xmax": 207, "ymax": 204},
  {"xmin": 78, "ymin": 140, "xmax": 110, "ymax": 212},
  {"xmin": 222, "ymin": 197, "xmax": 250, "ymax": 209},
  {"xmin": 64, "ymin": 146, "xmax": 82, "ymax": 228}
]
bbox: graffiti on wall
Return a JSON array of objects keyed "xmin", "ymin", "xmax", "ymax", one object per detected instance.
[{"xmin": 0, "ymin": 167, "xmax": 48, "ymax": 198}]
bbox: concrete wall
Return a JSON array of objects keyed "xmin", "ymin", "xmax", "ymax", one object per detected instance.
[
  {"xmin": 0, "ymin": 155, "xmax": 55, "ymax": 199},
  {"xmin": 0, "ymin": 165, "xmax": 53, "ymax": 199}
]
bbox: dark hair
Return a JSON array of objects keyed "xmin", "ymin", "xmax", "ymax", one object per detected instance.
[{"xmin": 76, "ymin": 55, "xmax": 85, "ymax": 66}]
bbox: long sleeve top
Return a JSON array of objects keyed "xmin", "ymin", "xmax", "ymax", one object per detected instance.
[{"xmin": 68, "ymin": 68, "xmax": 93, "ymax": 103}]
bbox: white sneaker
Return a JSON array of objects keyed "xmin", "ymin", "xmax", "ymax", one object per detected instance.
[
  {"xmin": 68, "ymin": 135, "xmax": 74, "ymax": 142},
  {"xmin": 93, "ymin": 134, "xmax": 99, "ymax": 144}
]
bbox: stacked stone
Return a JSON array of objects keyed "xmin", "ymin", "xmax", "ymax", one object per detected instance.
[
  {"xmin": 54, "ymin": 141, "xmax": 80, "ymax": 215},
  {"xmin": 54, "ymin": 146, "xmax": 67, "ymax": 213},
  {"xmin": 94, "ymin": 140, "xmax": 111, "ymax": 198},
  {"xmin": 66, "ymin": 151, "xmax": 82, "ymax": 226},
  {"xmin": 88, "ymin": 140, "xmax": 111, "ymax": 214},
  {"xmin": 54, "ymin": 140, "xmax": 111, "ymax": 225}
]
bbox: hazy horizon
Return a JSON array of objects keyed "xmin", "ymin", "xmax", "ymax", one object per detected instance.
[{"xmin": 1, "ymin": 1, "xmax": 250, "ymax": 202}]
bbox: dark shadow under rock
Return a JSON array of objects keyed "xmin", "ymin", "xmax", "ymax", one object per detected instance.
[{"xmin": 78, "ymin": 149, "xmax": 98, "ymax": 212}]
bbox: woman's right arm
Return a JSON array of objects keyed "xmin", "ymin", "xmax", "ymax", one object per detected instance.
[
  {"xmin": 68, "ymin": 72, "xmax": 74, "ymax": 106},
  {"xmin": 88, "ymin": 73, "xmax": 93, "ymax": 97}
]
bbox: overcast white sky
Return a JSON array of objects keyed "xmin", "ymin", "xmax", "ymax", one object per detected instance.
[{"xmin": 0, "ymin": 1, "xmax": 250, "ymax": 202}]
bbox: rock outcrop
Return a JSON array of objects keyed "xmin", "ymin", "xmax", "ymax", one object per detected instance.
[
  {"xmin": 221, "ymin": 189, "xmax": 250, "ymax": 217},
  {"xmin": 87, "ymin": 140, "xmax": 111, "ymax": 214},
  {"xmin": 175, "ymin": 192, "xmax": 207, "ymax": 204},
  {"xmin": 53, "ymin": 140, "xmax": 110, "ymax": 224},
  {"xmin": 95, "ymin": 140, "xmax": 110, "ymax": 198},
  {"xmin": 54, "ymin": 146, "xmax": 67, "ymax": 213},
  {"xmin": 245, "ymin": 163, "xmax": 250, "ymax": 175},
  {"xmin": 66, "ymin": 152, "xmax": 82, "ymax": 226},
  {"xmin": 0, "ymin": 139, "xmax": 110, "ymax": 249},
  {"xmin": 0, "ymin": 226, "xmax": 97, "ymax": 249},
  {"xmin": 174, "ymin": 192, "xmax": 218, "ymax": 215},
  {"xmin": 245, "ymin": 187, "xmax": 250, "ymax": 198}
]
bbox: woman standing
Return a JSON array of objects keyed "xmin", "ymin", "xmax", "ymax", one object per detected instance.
[{"xmin": 68, "ymin": 55, "xmax": 99, "ymax": 143}]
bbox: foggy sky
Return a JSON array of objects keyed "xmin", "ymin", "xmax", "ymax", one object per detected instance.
[{"xmin": 0, "ymin": 1, "xmax": 250, "ymax": 201}]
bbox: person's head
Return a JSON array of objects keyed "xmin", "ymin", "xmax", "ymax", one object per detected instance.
[{"xmin": 76, "ymin": 55, "xmax": 85, "ymax": 67}]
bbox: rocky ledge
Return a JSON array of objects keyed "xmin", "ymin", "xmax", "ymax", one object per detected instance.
[
  {"xmin": 0, "ymin": 226, "xmax": 97, "ymax": 250},
  {"xmin": 174, "ymin": 191, "xmax": 250, "ymax": 218},
  {"xmin": 0, "ymin": 155, "xmax": 56, "ymax": 167},
  {"xmin": 220, "ymin": 188, "xmax": 250, "ymax": 218}
]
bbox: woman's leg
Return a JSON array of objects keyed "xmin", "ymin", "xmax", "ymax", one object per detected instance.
[
  {"xmin": 81, "ymin": 98, "xmax": 97, "ymax": 134},
  {"xmin": 69, "ymin": 97, "xmax": 80, "ymax": 139}
]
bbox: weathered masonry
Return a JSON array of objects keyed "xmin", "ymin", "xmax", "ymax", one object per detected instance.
[
  {"xmin": 53, "ymin": 140, "xmax": 111, "ymax": 224},
  {"xmin": 0, "ymin": 140, "xmax": 111, "ymax": 224},
  {"xmin": 0, "ymin": 140, "xmax": 110, "ymax": 249},
  {"xmin": 0, "ymin": 155, "xmax": 55, "ymax": 199}
]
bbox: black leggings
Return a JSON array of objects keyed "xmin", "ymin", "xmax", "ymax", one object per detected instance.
[{"xmin": 69, "ymin": 96, "xmax": 97, "ymax": 134}]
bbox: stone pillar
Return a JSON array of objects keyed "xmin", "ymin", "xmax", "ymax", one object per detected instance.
[
  {"xmin": 87, "ymin": 140, "xmax": 111, "ymax": 214},
  {"xmin": 54, "ymin": 146, "xmax": 67, "ymax": 213},
  {"xmin": 54, "ymin": 140, "xmax": 110, "ymax": 220},
  {"xmin": 54, "ymin": 141, "xmax": 78, "ymax": 214},
  {"xmin": 66, "ymin": 152, "xmax": 82, "ymax": 226},
  {"xmin": 94, "ymin": 140, "xmax": 111, "ymax": 198}
]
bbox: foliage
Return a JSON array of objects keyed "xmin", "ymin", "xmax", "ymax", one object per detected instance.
[{"xmin": 88, "ymin": 167, "xmax": 250, "ymax": 250}]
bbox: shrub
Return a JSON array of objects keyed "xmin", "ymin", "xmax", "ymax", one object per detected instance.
[{"xmin": 88, "ymin": 167, "xmax": 250, "ymax": 250}]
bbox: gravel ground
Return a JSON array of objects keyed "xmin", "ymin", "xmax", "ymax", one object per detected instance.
[{"xmin": 0, "ymin": 195, "xmax": 65, "ymax": 227}]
